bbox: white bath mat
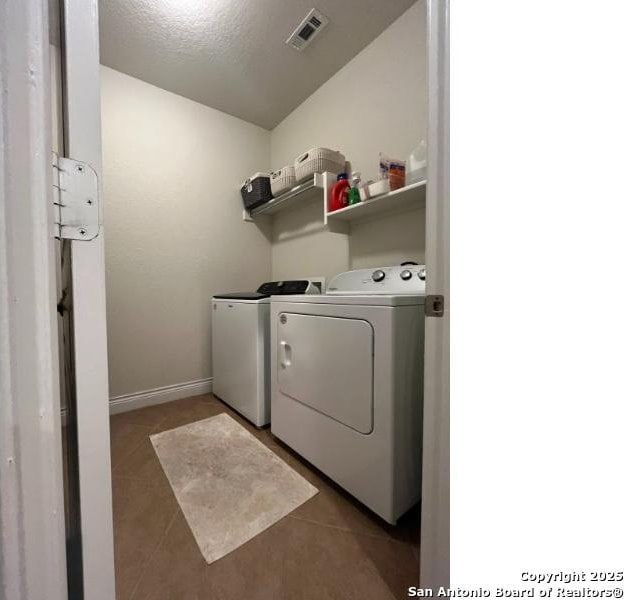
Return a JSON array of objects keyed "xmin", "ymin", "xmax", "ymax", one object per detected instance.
[{"xmin": 150, "ymin": 412, "xmax": 318, "ymax": 564}]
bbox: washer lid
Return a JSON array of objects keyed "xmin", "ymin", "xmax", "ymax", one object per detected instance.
[
  {"xmin": 214, "ymin": 279, "xmax": 319, "ymax": 300},
  {"xmin": 257, "ymin": 280, "xmax": 316, "ymax": 295},
  {"xmin": 212, "ymin": 292, "xmax": 270, "ymax": 300}
]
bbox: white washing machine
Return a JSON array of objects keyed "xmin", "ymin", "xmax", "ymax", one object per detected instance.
[
  {"xmin": 270, "ymin": 265, "xmax": 426, "ymax": 524},
  {"xmin": 212, "ymin": 279, "xmax": 323, "ymax": 427}
]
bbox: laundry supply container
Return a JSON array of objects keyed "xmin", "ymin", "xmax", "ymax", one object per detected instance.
[
  {"xmin": 270, "ymin": 166, "xmax": 297, "ymax": 196},
  {"xmin": 240, "ymin": 173, "xmax": 273, "ymax": 210},
  {"xmin": 294, "ymin": 147, "xmax": 346, "ymax": 182},
  {"xmin": 406, "ymin": 141, "xmax": 427, "ymax": 185}
]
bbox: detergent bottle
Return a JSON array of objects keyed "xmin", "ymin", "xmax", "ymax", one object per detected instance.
[
  {"xmin": 329, "ymin": 173, "xmax": 350, "ymax": 212},
  {"xmin": 347, "ymin": 172, "xmax": 362, "ymax": 205}
]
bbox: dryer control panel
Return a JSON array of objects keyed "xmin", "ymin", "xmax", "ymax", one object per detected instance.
[{"xmin": 326, "ymin": 265, "xmax": 426, "ymax": 295}]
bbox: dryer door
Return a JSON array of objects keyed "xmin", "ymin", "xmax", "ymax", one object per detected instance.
[{"xmin": 277, "ymin": 313, "xmax": 374, "ymax": 434}]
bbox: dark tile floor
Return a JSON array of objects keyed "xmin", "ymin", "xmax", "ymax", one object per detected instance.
[{"xmin": 110, "ymin": 394, "xmax": 420, "ymax": 600}]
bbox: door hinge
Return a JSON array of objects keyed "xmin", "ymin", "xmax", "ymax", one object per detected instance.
[
  {"xmin": 52, "ymin": 152, "xmax": 100, "ymax": 240},
  {"xmin": 425, "ymin": 294, "xmax": 445, "ymax": 317}
]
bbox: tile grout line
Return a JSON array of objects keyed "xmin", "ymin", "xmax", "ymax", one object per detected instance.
[
  {"xmin": 111, "ymin": 408, "xmax": 181, "ymax": 599},
  {"xmin": 113, "ymin": 399, "xmax": 225, "ymax": 482},
  {"xmin": 286, "ymin": 513, "xmax": 418, "ymax": 547},
  {"xmin": 110, "ymin": 437, "xmax": 149, "ymax": 476},
  {"xmin": 127, "ymin": 507, "xmax": 181, "ymax": 600},
  {"xmin": 411, "ymin": 541, "xmax": 420, "ymax": 563},
  {"xmin": 111, "ymin": 422, "xmax": 154, "ymax": 430},
  {"xmin": 144, "ymin": 398, "xmax": 222, "ymax": 436},
  {"xmin": 110, "ymin": 399, "xmax": 181, "ymax": 470}
]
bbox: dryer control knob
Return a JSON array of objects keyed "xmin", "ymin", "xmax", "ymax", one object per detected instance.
[
  {"xmin": 372, "ymin": 269, "xmax": 386, "ymax": 282},
  {"xmin": 400, "ymin": 269, "xmax": 412, "ymax": 281},
  {"xmin": 417, "ymin": 268, "xmax": 426, "ymax": 281}
]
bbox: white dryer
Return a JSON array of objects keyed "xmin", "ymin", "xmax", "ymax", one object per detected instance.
[
  {"xmin": 212, "ymin": 279, "xmax": 323, "ymax": 427},
  {"xmin": 270, "ymin": 265, "xmax": 426, "ymax": 524}
]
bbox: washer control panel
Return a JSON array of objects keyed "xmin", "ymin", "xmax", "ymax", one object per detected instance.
[{"xmin": 327, "ymin": 265, "xmax": 426, "ymax": 295}]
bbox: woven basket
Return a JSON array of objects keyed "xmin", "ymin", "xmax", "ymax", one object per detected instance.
[
  {"xmin": 294, "ymin": 148, "xmax": 346, "ymax": 182},
  {"xmin": 240, "ymin": 172, "xmax": 272, "ymax": 210},
  {"xmin": 270, "ymin": 166, "xmax": 297, "ymax": 196}
]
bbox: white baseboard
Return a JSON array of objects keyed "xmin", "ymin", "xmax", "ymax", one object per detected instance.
[{"xmin": 109, "ymin": 377, "xmax": 213, "ymax": 415}]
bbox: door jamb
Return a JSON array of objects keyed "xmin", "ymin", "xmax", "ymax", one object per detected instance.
[
  {"xmin": 0, "ymin": 1, "xmax": 68, "ymax": 598},
  {"xmin": 420, "ymin": 0, "xmax": 451, "ymax": 588}
]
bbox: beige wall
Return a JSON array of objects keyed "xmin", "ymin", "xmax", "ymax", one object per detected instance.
[
  {"xmin": 102, "ymin": 1, "xmax": 425, "ymax": 399},
  {"xmin": 101, "ymin": 67, "xmax": 272, "ymax": 398},
  {"xmin": 270, "ymin": 1, "xmax": 426, "ymax": 282}
]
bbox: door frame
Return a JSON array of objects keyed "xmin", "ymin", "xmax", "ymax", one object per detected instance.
[
  {"xmin": 0, "ymin": 2, "xmax": 68, "ymax": 599},
  {"xmin": 420, "ymin": 0, "xmax": 450, "ymax": 588},
  {"xmin": 0, "ymin": 0, "xmax": 116, "ymax": 597}
]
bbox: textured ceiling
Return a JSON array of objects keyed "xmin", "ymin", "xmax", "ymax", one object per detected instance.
[{"xmin": 98, "ymin": 0, "xmax": 416, "ymax": 129}]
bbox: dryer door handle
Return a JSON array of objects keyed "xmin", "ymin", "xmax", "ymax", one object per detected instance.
[{"xmin": 279, "ymin": 341, "xmax": 292, "ymax": 369}]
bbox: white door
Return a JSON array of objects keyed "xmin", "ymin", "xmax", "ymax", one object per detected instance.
[
  {"xmin": 420, "ymin": 0, "xmax": 450, "ymax": 589},
  {"xmin": 277, "ymin": 312, "xmax": 374, "ymax": 434},
  {"xmin": 59, "ymin": 1, "xmax": 116, "ymax": 598}
]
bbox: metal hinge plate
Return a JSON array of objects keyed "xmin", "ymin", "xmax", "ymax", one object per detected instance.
[
  {"xmin": 53, "ymin": 152, "xmax": 100, "ymax": 240},
  {"xmin": 425, "ymin": 294, "xmax": 445, "ymax": 317}
]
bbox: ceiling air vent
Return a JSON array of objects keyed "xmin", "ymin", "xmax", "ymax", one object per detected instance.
[{"xmin": 285, "ymin": 9, "xmax": 329, "ymax": 51}]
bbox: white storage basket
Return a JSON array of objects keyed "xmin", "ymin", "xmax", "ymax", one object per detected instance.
[
  {"xmin": 270, "ymin": 166, "xmax": 297, "ymax": 196},
  {"xmin": 294, "ymin": 147, "xmax": 346, "ymax": 182}
]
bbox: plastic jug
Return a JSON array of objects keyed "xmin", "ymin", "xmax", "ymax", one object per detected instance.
[
  {"xmin": 329, "ymin": 173, "xmax": 350, "ymax": 212},
  {"xmin": 406, "ymin": 141, "xmax": 427, "ymax": 184}
]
